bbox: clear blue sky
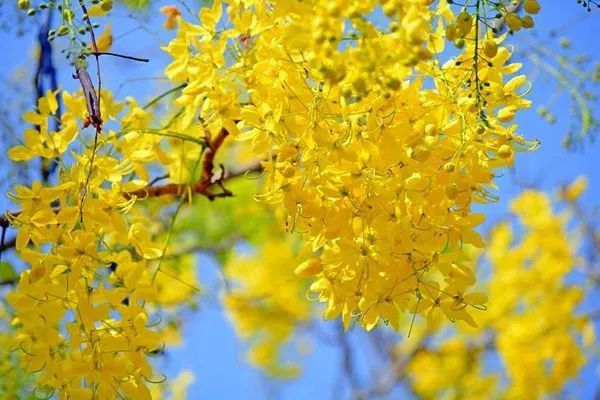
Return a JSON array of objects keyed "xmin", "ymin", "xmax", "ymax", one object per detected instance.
[{"xmin": 0, "ymin": 2, "xmax": 598, "ymax": 399}]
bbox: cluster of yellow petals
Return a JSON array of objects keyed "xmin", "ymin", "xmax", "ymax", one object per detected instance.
[
  {"xmin": 4, "ymin": 0, "xmax": 555, "ymax": 396},
  {"xmin": 405, "ymin": 189, "xmax": 592, "ymax": 399},
  {"xmin": 223, "ymin": 239, "xmax": 311, "ymax": 377},
  {"xmin": 6, "ymin": 88, "xmax": 203, "ymax": 398},
  {"xmin": 0, "ymin": 302, "xmax": 30, "ymax": 397},
  {"xmin": 161, "ymin": 0, "xmax": 538, "ymax": 331}
]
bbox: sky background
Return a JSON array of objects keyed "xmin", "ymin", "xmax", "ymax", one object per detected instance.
[{"xmin": 0, "ymin": 1, "xmax": 599, "ymax": 399}]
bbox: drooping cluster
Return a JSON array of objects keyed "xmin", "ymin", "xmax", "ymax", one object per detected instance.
[
  {"xmin": 162, "ymin": 0, "xmax": 538, "ymax": 331},
  {"xmin": 6, "ymin": 89, "xmax": 203, "ymax": 398},
  {"xmin": 224, "ymin": 239, "xmax": 311, "ymax": 377},
  {"xmin": 4, "ymin": 0, "xmax": 550, "ymax": 396},
  {"xmin": 405, "ymin": 188, "xmax": 592, "ymax": 399}
]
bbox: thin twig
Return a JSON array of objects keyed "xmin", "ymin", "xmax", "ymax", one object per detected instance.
[
  {"xmin": 142, "ymin": 83, "xmax": 186, "ymax": 110},
  {"xmin": 77, "ymin": 1, "xmax": 103, "ymax": 223},
  {"xmin": 0, "ymin": 221, "xmax": 8, "ymax": 263},
  {"xmin": 90, "ymin": 52, "xmax": 149, "ymax": 63}
]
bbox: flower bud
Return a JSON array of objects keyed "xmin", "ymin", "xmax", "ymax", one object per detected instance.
[
  {"xmin": 498, "ymin": 144, "xmax": 513, "ymax": 158},
  {"xmin": 506, "ymin": 14, "xmax": 522, "ymax": 31},
  {"xmin": 445, "ymin": 24, "xmax": 457, "ymax": 41},
  {"xmin": 17, "ymin": 0, "xmax": 30, "ymax": 10},
  {"xmin": 100, "ymin": 0, "xmax": 113, "ymax": 11},
  {"xmin": 57, "ymin": 25, "xmax": 70, "ymax": 36},
  {"xmin": 446, "ymin": 183, "xmax": 459, "ymax": 200},
  {"xmin": 483, "ymin": 40, "xmax": 498, "ymax": 58},
  {"xmin": 524, "ymin": 0, "xmax": 540, "ymax": 14},
  {"xmin": 521, "ymin": 15, "xmax": 534, "ymax": 29},
  {"xmin": 444, "ymin": 162, "xmax": 456, "ymax": 173}
]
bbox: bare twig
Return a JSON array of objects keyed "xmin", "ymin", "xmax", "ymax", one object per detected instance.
[
  {"xmin": 333, "ymin": 321, "xmax": 360, "ymax": 398},
  {"xmin": 0, "ymin": 220, "xmax": 8, "ymax": 263},
  {"xmin": 76, "ymin": 1, "xmax": 103, "ymax": 223},
  {"xmin": 90, "ymin": 52, "xmax": 149, "ymax": 63}
]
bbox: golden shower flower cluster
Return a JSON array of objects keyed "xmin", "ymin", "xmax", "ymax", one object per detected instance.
[
  {"xmin": 224, "ymin": 239, "xmax": 311, "ymax": 377},
  {"xmin": 5, "ymin": 0, "xmax": 548, "ymax": 396},
  {"xmin": 406, "ymin": 188, "xmax": 592, "ymax": 399},
  {"xmin": 6, "ymin": 89, "xmax": 203, "ymax": 398},
  {"xmin": 162, "ymin": 0, "xmax": 538, "ymax": 331}
]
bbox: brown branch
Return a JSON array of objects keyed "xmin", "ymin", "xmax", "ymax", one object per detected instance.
[
  {"xmin": 76, "ymin": 2, "xmax": 104, "ymax": 223},
  {"xmin": 0, "ymin": 220, "xmax": 9, "ymax": 263},
  {"xmin": 0, "ymin": 156, "xmax": 257, "ymax": 284},
  {"xmin": 0, "ymin": 118, "xmax": 265, "ymax": 284},
  {"xmin": 127, "ymin": 128, "xmax": 233, "ymax": 200},
  {"xmin": 79, "ymin": 1, "xmax": 101, "ymax": 113},
  {"xmin": 202, "ymin": 128, "xmax": 229, "ymax": 183},
  {"xmin": 0, "ymin": 237, "xmax": 16, "ymax": 254},
  {"xmin": 0, "ymin": 157, "xmax": 264, "ymax": 255}
]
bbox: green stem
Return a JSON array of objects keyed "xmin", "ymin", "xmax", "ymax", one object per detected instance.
[{"xmin": 142, "ymin": 83, "xmax": 187, "ymax": 110}]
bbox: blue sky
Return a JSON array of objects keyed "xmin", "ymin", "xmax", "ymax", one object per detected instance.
[{"xmin": 0, "ymin": 2, "xmax": 599, "ymax": 399}]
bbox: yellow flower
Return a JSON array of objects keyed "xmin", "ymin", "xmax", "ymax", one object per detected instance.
[
  {"xmin": 93, "ymin": 23, "xmax": 112, "ymax": 52},
  {"xmin": 160, "ymin": 5, "xmax": 181, "ymax": 30},
  {"xmin": 561, "ymin": 175, "xmax": 587, "ymax": 202}
]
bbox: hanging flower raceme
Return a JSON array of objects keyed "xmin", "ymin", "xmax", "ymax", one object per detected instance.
[
  {"xmin": 161, "ymin": 0, "xmax": 539, "ymax": 331},
  {"xmin": 4, "ymin": 0, "xmax": 550, "ymax": 396},
  {"xmin": 405, "ymin": 188, "xmax": 592, "ymax": 399},
  {"xmin": 6, "ymin": 88, "xmax": 206, "ymax": 398}
]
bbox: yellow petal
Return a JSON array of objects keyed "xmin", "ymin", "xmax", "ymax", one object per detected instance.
[
  {"xmin": 57, "ymin": 206, "xmax": 79, "ymax": 225},
  {"xmin": 7, "ymin": 146, "xmax": 33, "ymax": 162},
  {"xmin": 294, "ymin": 258, "xmax": 322, "ymax": 277},
  {"xmin": 94, "ymin": 24, "xmax": 112, "ymax": 52},
  {"xmin": 31, "ymin": 209, "xmax": 58, "ymax": 227},
  {"xmin": 50, "ymin": 265, "xmax": 69, "ymax": 279}
]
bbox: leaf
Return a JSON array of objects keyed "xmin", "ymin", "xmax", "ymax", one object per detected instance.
[{"xmin": 0, "ymin": 262, "xmax": 17, "ymax": 283}]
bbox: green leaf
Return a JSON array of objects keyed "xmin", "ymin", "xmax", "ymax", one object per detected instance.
[
  {"xmin": 0, "ymin": 262, "xmax": 17, "ymax": 283},
  {"xmin": 119, "ymin": 0, "xmax": 151, "ymax": 10}
]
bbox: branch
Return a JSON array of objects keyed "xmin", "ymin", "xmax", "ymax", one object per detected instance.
[
  {"xmin": 361, "ymin": 334, "xmax": 493, "ymax": 398},
  {"xmin": 569, "ymin": 200, "xmax": 600, "ymax": 284},
  {"xmin": 0, "ymin": 157, "xmax": 264, "ymax": 255},
  {"xmin": 126, "ymin": 128, "xmax": 233, "ymax": 200},
  {"xmin": 90, "ymin": 52, "xmax": 149, "ymax": 63},
  {"xmin": 0, "ymin": 237, "xmax": 16, "ymax": 255}
]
